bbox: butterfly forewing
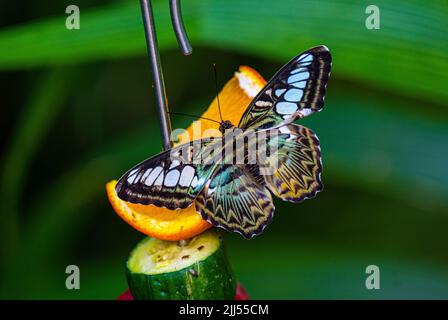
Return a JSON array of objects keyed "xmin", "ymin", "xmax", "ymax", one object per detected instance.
[
  {"xmin": 115, "ymin": 138, "xmax": 221, "ymax": 210},
  {"xmin": 238, "ymin": 46, "xmax": 332, "ymax": 130}
]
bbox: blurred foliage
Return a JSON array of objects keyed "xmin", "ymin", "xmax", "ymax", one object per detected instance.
[{"xmin": 0, "ymin": 0, "xmax": 447, "ymax": 299}]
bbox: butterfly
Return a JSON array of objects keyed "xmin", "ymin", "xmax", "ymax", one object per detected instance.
[{"xmin": 115, "ymin": 46, "xmax": 332, "ymax": 239}]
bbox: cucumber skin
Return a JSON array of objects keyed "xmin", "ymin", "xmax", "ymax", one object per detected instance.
[{"xmin": 126, "ymin": 240, "xmax": 236, "ymax": 300}]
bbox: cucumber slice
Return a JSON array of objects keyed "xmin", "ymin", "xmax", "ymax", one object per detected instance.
[{"xmin": 126, "ymin": 229, "xmax": 236, "ymax": 300}]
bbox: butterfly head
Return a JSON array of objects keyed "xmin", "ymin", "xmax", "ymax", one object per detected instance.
[{"xmin": 219, "ymin": 120, "xmax": 235, "ymax": 134}]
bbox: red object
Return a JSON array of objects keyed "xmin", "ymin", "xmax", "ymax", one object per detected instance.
[
  {"xmin": 234, "ymin": 282, "xmax": 250, "ymax": 300},
  {"xmin": 117, "ymin": 282, "xmax": 249, "ymax": 300},
  {"xmin": 117, "ymin": 289, "xmax": 134, "ymax": 300}
]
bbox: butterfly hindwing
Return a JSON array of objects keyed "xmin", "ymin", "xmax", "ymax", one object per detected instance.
[
  {"xmin": 259, "ymin": 124, "xmax": 323, "ymax": 202},
  {"xmin": 238, "ymin": 46, "xmax": 331, "ymax": 130},
  {"xmin": 195, "ymin": 164, "xmax": 275, "ymax": 239},
  {"xmin": 115, "ymin": 138, "xmax": 220, "ymax": 210}
]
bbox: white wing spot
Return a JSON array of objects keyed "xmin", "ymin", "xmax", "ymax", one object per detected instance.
[
  {"xmin": 154, "ymin": 172, "xmax": 165, "ymax": 186},
  {"xmin": 291, "ymin": 81, "xmax": 307, "ymax": 89},
  {"xmin": 284, "ymin": 89, "xmax": 303, "ymax": 102},
  {"xmin": 191, "ymin": 176, "xmax": 199, "ymax": 188},
  {"xmin": 300, "ymin": 109, "xmax": 313, "ymax": 117},
  {"xmin": 169, "ymin": 160, "xmax": 180, "ymax": 169},
  {"xmin": 255, "ymin": 100, "xmax": 272, "ymax": 107},
  {"xmin": 126, "ymin": 169, "xmax": 139, "ymax": 184},
  {"xmin": 144, "ymin": 166, "xmax": 163, "ymax": 186},
  {"xmin": 164, "ymin": 170, "xmax": 180, "ymax": 187},
  {"xmin": 291, "ymin": 67, "xmax": 308, "ymax": 74},
  {"xmin": 275, "ymin": 89, "xmax": 286, "ymax": 97},
  {"xmin": 297, "ymin": 53, "xmax": 313, "ymax": 63},
  {"xmin": 288, "ymin": 72, "xmax": 309, "ymax": 84},
  {"xmin": 299, "ymin": 61, "xmax": 313, "ymax": 67},
  {"xmin": 141, "ymin": 168, "xmax": 153, "ymax": 182},
  {"xmin": 207, "ymin": 186, "xmax": 216, "ymax": 195},
  {"xmin": 276, "ymin": 102, "xmax": 298, "ymax": 115},
  {"xmin": 279, "ymin": 126, "xmax": 291, "ymax": 134},
  {"xmin": 179, "ymin": 166, "xmax": 195, "ymax": 187}
]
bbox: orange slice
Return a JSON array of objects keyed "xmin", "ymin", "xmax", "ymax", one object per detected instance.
[
  {"xmin": 106, "ymin": 180, "xmax": 211, "ymax": 241},
  {"xmin": 177, "ymin": 66, "xmax": 266, "ymax": 144},
  {"xmin": 107, "ymin": 66, "xmax": 267, "ymax": 241}
]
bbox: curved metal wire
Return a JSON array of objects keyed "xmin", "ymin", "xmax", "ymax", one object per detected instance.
[
  {"xmin": 139, "ymin": 0, "xmax": 193, "ymax": 150},
  {"xmin": 170, "ymin": 0, "xmax": 193, "ymax": 55}
]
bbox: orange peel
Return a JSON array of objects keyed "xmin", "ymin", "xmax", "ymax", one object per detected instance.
[
  {"xmin": 107, "ymin": 66, "xmax": 267, "ymax": 240},
  {"xmin": 106, "ymin": 180, "xmax": 211, "ymax": 241}
]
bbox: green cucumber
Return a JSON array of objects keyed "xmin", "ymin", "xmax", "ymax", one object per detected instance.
[{"xmin": 126, "ymin": 229, "xmax": 236, "ymax": 300}]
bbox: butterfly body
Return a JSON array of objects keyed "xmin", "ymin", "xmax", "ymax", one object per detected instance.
[{"xmin": 116, "ymin": 46, "xmax": 332, "ymax": 238}]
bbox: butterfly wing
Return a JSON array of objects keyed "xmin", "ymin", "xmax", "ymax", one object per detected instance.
[
  {"xmin": 195, "ymin": 164, "xmax": 275, "ymax": 239},
  {"xmin": 115, "ymin": 138, "xmax": 221, "ymax": 210},
  {"xmin": 238, "ymin": 46, "xmax": 332, "ymax": 130},
  {"xmin": 259, "ymin": 124, "xmax": 323, "ymax": 202}
]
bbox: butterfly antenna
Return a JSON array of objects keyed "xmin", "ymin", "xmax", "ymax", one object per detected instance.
[
  {"xmin": 213, "ymin": 63, "xmax": 224, "ymax": 123},
  {"xmin": 168, "ymin": 111, "xmax": 221, "ymax": 124}
]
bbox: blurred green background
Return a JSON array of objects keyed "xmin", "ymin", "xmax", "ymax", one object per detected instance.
[{"xmin": 0, "ymin": 0, "xmax": 447, "ymax": 299}]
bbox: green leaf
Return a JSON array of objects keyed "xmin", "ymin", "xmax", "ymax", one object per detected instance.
[
  {"xmin": 227, "ymin": 239, "xmax": 448, "ymax": 299},
  {"xmin": 0, "ymin": 0, "xmax": 446, "ymax": 104},
  {"xmin": 0, "ymin": 68, "xmax": 80, "ymax": 278}
]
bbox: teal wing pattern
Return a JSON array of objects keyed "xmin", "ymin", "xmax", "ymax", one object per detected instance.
[
  {"xmin": 195, "ymin": 164, "xmax": 275, "ymax": 239},
  {"xmin": 115, "ymin": 137, "xmax": 221, "ymax": 210},
  {"xmin": 238, "ymin": 46, "xmax": 332, "ymax": 130},
  {"xmin": 258, "ymin": 124, "xmax": 323, "ymax": 202}
]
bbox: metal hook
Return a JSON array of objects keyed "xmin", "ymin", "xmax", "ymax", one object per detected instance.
[
  {"xmin": 139, "ymin": 0, "xmax": 193, "ymax": 150},
  {"xmin": 170, "ymin": 0, "xmax": 193, "ymax": 56}
]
